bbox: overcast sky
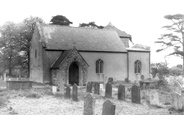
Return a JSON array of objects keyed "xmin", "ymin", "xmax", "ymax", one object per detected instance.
[{"xmin": 0, "ymin": 0, "xmax": 184, "ymax": 67}]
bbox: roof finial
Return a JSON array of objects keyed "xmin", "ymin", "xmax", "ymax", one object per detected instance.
[{"xmin": 107, "ymin": 22, "xmax": 114, "ymax": 27}]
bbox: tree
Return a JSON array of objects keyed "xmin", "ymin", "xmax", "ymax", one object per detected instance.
[
  {"xmin": 0, "ymin": 16, "xmax": 44, "ymax": 78},
  {"xmin": 50, "ymin": 15, "xmax": 72, "ymax": 26},
  {"xmin": 79, "ymin": 22, "xmax": 104, "ymax": 29},
  {"xmin": 0, "ymin": 22, "xmax": 21, "ymax": 76},
  {"xmin": 155, "ymin": 14, "xmax": 184, "ymax": 74},
  {"xmin": 20, "ymin": 16, "xmax": 44, "ymax": 77},
  {"xmin": 151, "ymin": 62, "xmax": 170, "ymax": 78},
  {"xmin": 169, "ymin": 66, "xmax": 183, "ymax": 76}
]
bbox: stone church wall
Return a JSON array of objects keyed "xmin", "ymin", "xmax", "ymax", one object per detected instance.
[
  {"xmin": 80, "ymin": 52, "xmax": 127, "ymax": 83},
  {"xmin": 128, "ymin": 51, "xmax": 150, "ymax": 82},
  {"xmin": 43, "ymin": 51, "xmax": 62, "ymax": 84},
  {"xmin": 121, "ymin": 38, "xmax": 129, "ymax": 48},
  {"xmin": 30, "ymin": 27, "xmax": 44, "ymax": 83}
]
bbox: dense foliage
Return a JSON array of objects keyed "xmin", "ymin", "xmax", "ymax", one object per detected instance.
[
  {"xmin": 79, "ymin": 22, "xmax": 104, "ymax": 29},
  {"xmin": 50, "ymin": 15, "xmax": 73, "ymax": 26},
  {"xmin": 0, "ymin": 16, "xmax": 44, "ymax": 77}
]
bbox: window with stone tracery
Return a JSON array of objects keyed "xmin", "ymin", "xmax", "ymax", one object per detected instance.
[
  {"xmin": 96, "ymin": 59, "xmax": 104, "ymax": 73},
  {"xmin": 134, "ymin": 60, "xmax": 141, "ymax": 74}
]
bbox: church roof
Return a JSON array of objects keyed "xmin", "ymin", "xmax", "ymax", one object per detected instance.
[
  {"xmin": 37, "ymin": 23, "xmax": 127, "ymax": 52},
  {"xmin": 127, "ymin": 44, "xmax": 150, "ymax": 52},
  {"xmin": 104, "ymin": 22, "xmax": 132, "ymax": 40},
  {"xmin": 51, "ymin": 49, "xmax": 72, "ymax": 69},
  {"xmin": 51, "ymin": 47, "xmax": 89, "ymax": 69},
  {"xmin": 131, "ymin": 44, "xmax": 150, "ymax": 50}
]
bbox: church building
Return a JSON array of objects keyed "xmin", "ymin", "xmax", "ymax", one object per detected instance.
[{"xmin": 30, "ymin": 22, "xmax": 150, "ymax": 89}]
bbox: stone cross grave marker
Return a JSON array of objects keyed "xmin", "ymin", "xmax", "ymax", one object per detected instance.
[
  {"xmin": 94, "ymin": 82, "xmax": 100, "ymax": 95},
  {"xmin": 72, "ymin": 84, "xmax": 78, "ymax": 101},
  {"xmin": 102, "ymin": 100, "xmax": 116, "ymax": 115},
  {"xmin": 65, "ymin": 85, "xmax": 71, "ymax": 99},
  {"xmin": 105, "ymin": 82, "xmax": 112, "ymax": 98},
  {"xmin": 83, "ymin": 93, "xmax": 95, "ymax": 115},
  {"xmin": 118, "ymin": 85, "xmax": 125, "ymax": 100},
  {"xmin": 131, "ymin": 85, "xmax": 141, "ymax": 104},
  {"xmin": 150, "ymin": 89, "xmax": 160, "ymax": 106},
  {"xmin": 86, "ymin": 82, "xmax": 92, "ymax": 93}
]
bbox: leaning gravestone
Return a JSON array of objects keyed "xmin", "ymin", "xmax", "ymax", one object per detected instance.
[
  {"xmin": 83, "ymin": 93, "xmax": 95, "ymax": 115},
  {"xmin": 65, "ymin": 85, "xmax": 71, "ymax": 99},
  {"xmin": 72, "ymin": 84, "xmax": 78, "ymax": 101},
  {"xmin": 105, "ymin": 82, "xmax": 112, "ymax": 98},
  {"xmin": 86, "ymin": 82, "xmax": 92, "ymax": 93},
  {"xmin": 94, "ymin": 82, "xmax": 100, "ymax": 95},
  {"xmin": 118, "ymin": 85, "xmax": 125, "ymax": 100},
  {"xmin": 131, "ymin": 85, "xmax": 141, "ymax": 104},
  {"xmin": 102, "ymin": 100, "xmax": 115, "ymax": 115}
]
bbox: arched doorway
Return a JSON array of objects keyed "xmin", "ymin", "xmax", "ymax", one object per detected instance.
[{"xmin": 69, "ymin": 62, "xmax": 79, "ymax": 85}]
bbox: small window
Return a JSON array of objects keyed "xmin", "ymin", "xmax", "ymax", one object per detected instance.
[
  {"xmin": 35, "ymin": 49, "xmax": 37, "ymax": 58},
  {"xmin": 134, "ymin": 60, "xmax": 141, "ymax": 73},
  {"xmin": 96, "ymin": 59, "xmax": 104, "ymax": 73}
]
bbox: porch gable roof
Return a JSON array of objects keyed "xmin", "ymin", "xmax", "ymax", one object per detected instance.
[{"xmin": 51, "ymin": 47, "xmax": 89, "ymax": 69}]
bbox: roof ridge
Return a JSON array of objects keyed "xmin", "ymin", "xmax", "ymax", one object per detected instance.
[{"xmin": 40, "ymin": 23, "xmax": 115, "ymax": 32}]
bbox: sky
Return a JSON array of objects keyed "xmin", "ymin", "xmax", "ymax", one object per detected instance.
[{"xmin": 0, "ymin": 0, "xmax": 184, "ymax": 67}]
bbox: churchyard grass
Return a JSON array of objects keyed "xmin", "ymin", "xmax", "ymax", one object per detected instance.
[{"xmin": 0, "ymin": 80, "xmax": 183, "ymax": 115}]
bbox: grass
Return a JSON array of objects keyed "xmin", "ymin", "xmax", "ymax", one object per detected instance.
[{"xmin": 0, "ymin": 83, "xmax": 54, "ymax": 108}]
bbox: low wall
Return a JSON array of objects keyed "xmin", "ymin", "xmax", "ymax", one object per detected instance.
[{"xmin": 6, "ymin": 80, "xmax": 32, "ymax": 90}]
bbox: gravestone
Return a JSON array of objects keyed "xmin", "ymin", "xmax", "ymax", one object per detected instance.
[
  {"xmin": 94, "ymin": 82, "xmax": 100, "ymax": 95},
  {"xmin": 118, "ymin": 85, "xmax": 125, "ymax": 100},
  {"xmin": 83, "ymin": 93, "xmax": 95, "ymax": 115},
  {"xmin": 131, "ymin": 85, "xmax": 141, "ymax": 104},
  {"xmin": 86, "ymin": 82, "xmax": 92, "ymax": 93},
  {"xmin": 172, "ymin": 81, "xmax": 182, "ymax": 96},
  {"xmin": 108, "ymin": 77, "xmax": 113, "ymax": 84},
  {"xmin": 65, "ymin": 85, "xmax": 71, "ymax": 99},
  {"xmin": 102, "ymin": 100, "xmax": 115, "ymax": 115},
  {"xmin": 105, "ymin": 82, "xmax": 112, "ymax": 98},
  {"xmin": 171, "ymin": 81, "xmax": 183, "ymax": 110},
  {"xmin": 72, "ymin": 84, "xmax": 78, "ymax": 101},
  {"xmin": 150, "ymin": 90, "xmax": 160, "ymax": 106},
  {"xmin": 142, "ymin": 83, "xmax": 146, "ymax": 90}
]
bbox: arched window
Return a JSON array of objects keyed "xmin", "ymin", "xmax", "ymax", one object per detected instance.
[
  {"xmin": 96, "ymin": 59, "xmax": 104, "ymax": 73},
  {"xmin": 134, "ymin": 60, "xmax": 141, "ymax": 73}
]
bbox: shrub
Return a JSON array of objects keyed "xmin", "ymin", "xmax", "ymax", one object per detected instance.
[{"xmin": 156, "ymin": 79, "xmax": 171, "ymax": 92}]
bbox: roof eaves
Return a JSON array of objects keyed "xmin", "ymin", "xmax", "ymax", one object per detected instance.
[
  {"xmin": 50, "ymin": 52, "xmax": 62, "ymax": 69},
  {"xmin": 57, "ymin": 49, "xmax": 73, "ymax": 68}
]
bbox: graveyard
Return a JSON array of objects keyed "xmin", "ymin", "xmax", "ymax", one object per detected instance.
[{"xmin": 0, "ymin": 79, "xmax": 183, "ymax": 115}]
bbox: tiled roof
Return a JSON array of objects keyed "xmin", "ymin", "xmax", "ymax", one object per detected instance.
[
  {"xmin": 104, "ymin": 22, "xmax": 132, "ymax": 39},
  {"xmin": 127, "ymin": 44, "xmax": 150, "ymax": 52},
  {"xmin": 51, "ymin": 47, "xmax": 89, "ymax": 69},
  {"xmin": 51, "ymin": 49, "xmax": 72, "ymax": 69},
  {"xmin": 38, "ymin": 24, "xmax": 127, "ymax": 52},
  {"xmin": 131, "ymin": 44, "xmax": 150, "ymax": 50}
]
